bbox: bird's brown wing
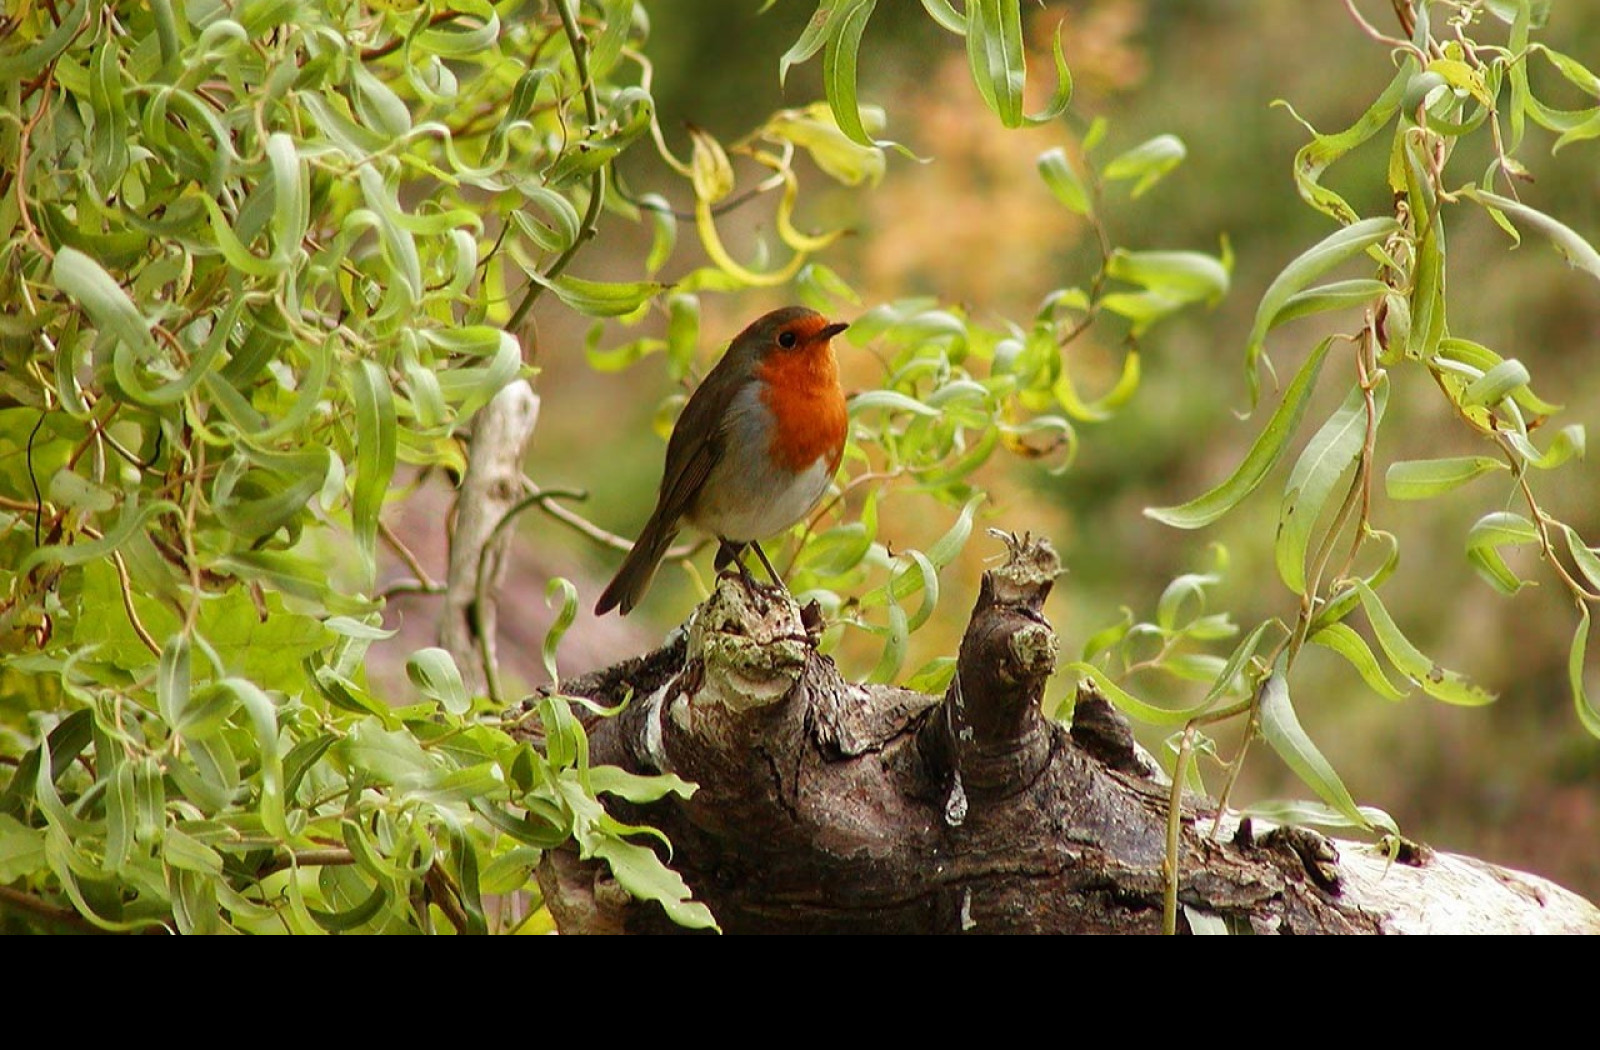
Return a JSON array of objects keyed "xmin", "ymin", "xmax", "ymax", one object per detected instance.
[{"xmin": 652, "ymin": 355, "xmax": 748, "ymax": 524}]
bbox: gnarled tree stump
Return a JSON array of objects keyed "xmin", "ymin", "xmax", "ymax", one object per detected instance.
[{"xmin": 535, "ymin": 534, "xmax": 1600, "ymax": 934}]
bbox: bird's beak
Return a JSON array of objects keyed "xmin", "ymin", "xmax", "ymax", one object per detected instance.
[{"xmin": 820, "ymin": 321, "xmax": 850, "ymax": 340}]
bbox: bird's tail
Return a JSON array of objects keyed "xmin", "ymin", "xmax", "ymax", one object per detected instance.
[{"xmin": 594, "ymin": 513, "xmax": 678, "ymax": 616}]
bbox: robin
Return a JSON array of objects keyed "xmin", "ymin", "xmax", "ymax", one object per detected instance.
[{"xmin": 595, "ymin": 306, "xmax": 851, "ymax": 616}]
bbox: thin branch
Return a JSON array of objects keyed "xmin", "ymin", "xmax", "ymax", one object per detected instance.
[
  {"xmin": 424, "ymin": 864, "xmax": 471, "ymax": 934},
  {"xmin": 1342, "ymin": 0, "xmax": 1425, "ymax": 62},
  {"xmin": 520, "ymin": 476, "xmax": 702, "ymax": 559},
  {"xmin": 255, "ymin": 848, "xmax": 357, "ymax": 877},
  {"xmin": 379, "ymin": 518, "xmax": 438, "ymax": 590},
  {"xmin": 112, "ymin": 548, "xmax": 162, "ymax": 656},
  {"xmin": 0, "ymin": 884, "xmax": 107, "ymax": 933}
]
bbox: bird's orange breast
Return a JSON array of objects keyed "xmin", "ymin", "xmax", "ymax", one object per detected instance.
[{"xmin": 755, "ymin": 345, "xmax": 847, "ymax": 475}]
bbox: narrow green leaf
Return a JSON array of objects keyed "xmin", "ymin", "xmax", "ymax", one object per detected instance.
[
  {"xmin": 229, "ymin": 679, "xmax": 288, "ymax": 839},
  {"xmin": 1146, "ymin": 336, "xmax": 1334, "ymax": 529},
  {"xmin": 867, "ymin": 600, "xmax": 908, "ymax": 685},
  {"xmin": 1464, "ymin": 187, "xmax": 1600, "ymax": 283},
  {"xmin": 1106, "ymin": 248, "xmax": 1230, "ymax": 305},
  {"xmin": 350, "ymin": 360, "xmax": 397, "ymax": 586},
  {"xmin": 966, "ymin": 0, "xmax": 1024, "ymax": 127},
  {"xmin": 1198, "ymin": 619, "xmax": 1280, "ymax": 708},
  {"xmin": 1279, "ymin": 63, "xmax": 1408, "ymax": 223},
  {"xmin": 543, "ymin": 578, "xmax": 579, "ymax": 688},
  {"xmin": 918, "ymin": 0, "xmax": 965, "ymax": 34},
  {"xmin": 1461, "ymin": 359, "xmax": 1530, "ymax": 408},
  {"xmin": 821, "ymin": 0, "xmax": 880, "ymax": 146},
  {"xmin": 157, "ymin": 634, "xmax": 193, "ymax": 731},
  {"xmin": 1570, "ymin": 606, "xmax": 1600, "ymax": 739},
  {"xmin": 1465, "ymin": 510, "xmax": 1540, "ymax": 595},
  {"xmin": 688, "ymin": 125, "xmax": 734, "ymax": 205},
  {"xmin": 406, "ymin": 648, "xmax": 471, "ymax": 716},
  {"xmin": 1259, "ymin": 669, "xmax": 1380, "ymax": 831},
  {"xmin": 1351, "ymin": 580, "xmax": 1496, "ymax": 705},
  {"xmin": 1276, "ymin": 376, "xmax": 1388, "ymax": 594},
  {"xmin": 527, "ymin": 273, "xmax": 665, "ymax": 317},
  {"xmin": 1241, "ymin": 799, "xmax": 1398, "ymax": 834},
  {"xmin": 1557, "ymin": 524, "xmax": 1600, "ymax": 593},
  {"xmin": 848, "ymin": 389, "xmax": 940, "ymax": 417},
  {"xmin": 1102, "ymin": 134, "xmax": 1186, "ymax": 197},
  {"xmin": 781, "ymin": 0, "xmax": 850, "ymax": 86},
  {"xmin": 19, "ymin": 498, "xmax": 179, "ymax": 574},
  {"xmin": 1311, "ymin": 622, "xmax": 1409, "ymax": 700},
  {"xmin": 1067, "ymin": 662, "xmax": 1213, "ymax": 727},
  {"xmin": 1385, "ymin": 456, "xmax": 1506, "ymax": 500},
  {"xmin": 1243, "ymin": 218, "xmax": 1398, "ymax": 405},
  {"xmin": 1272, "ymin": 278, "xmax": 1389, "ymax": 329},
  {"xmin": 1037, "ymin": 147, "xmax": 1091, "ymax": 216},
  {"xmin": 925, "ymin": 494, "xmax": 984, "ymax": 567},
  {"xmin": 51, "ymin": 247, "xmax": 158, "ymax": 362},
  {"xmin": 1504, "ymin": 423, "xmax": 1585, "ymax": 471}
]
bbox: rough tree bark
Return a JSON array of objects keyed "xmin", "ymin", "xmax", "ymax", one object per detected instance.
[{"xmin": 531, "ymin": 533, "xmax": 1600, "ymax": 934}]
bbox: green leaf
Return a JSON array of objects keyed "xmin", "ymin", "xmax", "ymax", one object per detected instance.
[
  {"xmin": 848, "ymin": 389, "xmax": 940, "ymax": 418},
  {"xmin": 1311, "ymin": 622, "xmax": 1410, "ymax": 700},
  {"xmin": 1350, "ymin": 580, "xmax": 1496, "ymax": 705},
  {"xmin": 919, "ymin": 0, "xmax": 965, "ymax": 33},
  {"xmin": 1146, "ymin": 336, "xmax": 1334, "ymax": 529},
  {"xmin": 1385, "ymin": 456, "xmax": 1507, "ymax": 500},
  {"xmin": 1241, "ymin": 799, "xmax": 1398, "ymax": 834},
  {"xmin": 1556, "ymin": 524, "xmax": 1600, "ymax": 594},
  {"xmin": 1504, "ymin": 423, "xmax": 1585, "ymax": 471},
  {"xmin": 590, "ymin": 835, "xmax": 719, "ymax": 931},
  {"xmin": 1465, "ymin": 510, "xmax": 1540, "ymax": 595},
  {"xmin": 0, "ymin": 816, "xmax": 46, "ymax": 883},
  {"xmin": 51, "ymin": 247, "xmax": 158, "ymax": 363},
  {"xmin": 1276, "ymin": 376, "xmax": 1387, "ymax": 594},
  {"xmin": 1461, "ymin": 359, "xmax": 1530, "ymax": 408},
  {"xmin": 1243, "ymin": 217, "xmax": 1397, "ymax": 405},
  {"xmin": 587, "ymin": 766, "xmax": 697, "ymax": 805},
  {"xmin": 543, "ymin": 578, "xmax": 579, "ymax": 687},
  {"xmin": 406, "ymin": 648, "xmax": 471, "ymax": 716},
  {"xmin": 19, "ymin": 497, "xmax": 179, "ymax": 575},
  {"xmin": 1272, "ymin": 278, "xmax": 1389, "ymax": 329},
  {"xmin": 1067, "ymin": 662, "xmax": 1213, "ymax": 727},
  {"xmin": 781, "ymin": 0, "xmax": 854, "ymax": 86},
  {"xmin": 350, "ymin": 360, "xmax": 396, "ymax": 586},
  {"xmin": 526, "ymin": 273, "xmax": 665, "ymax": 317},
  {"xmin": 688, "ymin": 125, "xmax": 734, "ymax": 204},
  {"xmin": 1259, "ymin": 669, "xmax": 1386, "ymax": 832},
  {"xmin": 820, "ymin": 0, "xmax": 880, "ymax": 146},
  {"xmin": 1102, "ymin": 134, "xmax": 1186, "ymax": 197},
  {"xmin": 965, "ymin": 0, "xmax": 1024, "ymax": 127},
  {"xmin": 1463, "ymin": 188, "xmax": 1600, "ymax": 283},
  {"xmin": 1038, "ymin": 147, "xmax": 1091, "ymax": 216},
  {"xmin": 157, "ymin": 634, "xmax": 194, "ymax": 731},
  {"xmin": 1279, "ymin": 63, "xmax": 1408, "ymax": 223},
  {"xmin": 1570, "ymin": 606, "xmax": 1600, "ymax": 739},
  {"xmin": 1436, "ymin": 337, "xmax": 1562, "ymax": 416}
]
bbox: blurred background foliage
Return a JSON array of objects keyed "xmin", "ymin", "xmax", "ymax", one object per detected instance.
[{"xmin": 512, "ymin": 0, "xmax": 1600, "ymax": 898}]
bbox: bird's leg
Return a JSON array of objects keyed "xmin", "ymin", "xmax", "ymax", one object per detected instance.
[
  {"xmin": 748, "ymin": 541, "xmax": 785, "ymax": 589},
  {"xmin": 716, "ymin": 540, "xmax": 756, "ymax": 584},
  {"xmin": 715, "ymin": 539, "xmax": 776, "ymax": 611}
]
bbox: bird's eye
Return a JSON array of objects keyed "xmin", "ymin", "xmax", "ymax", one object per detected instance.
[{"xmin": 778, "ymin": 330, "xmax": 798, "ymax": 348}]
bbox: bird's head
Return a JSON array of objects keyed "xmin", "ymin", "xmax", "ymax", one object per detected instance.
[{"xmin": 730, "ymin": 306, "xmax": 850, "ymax": 365}]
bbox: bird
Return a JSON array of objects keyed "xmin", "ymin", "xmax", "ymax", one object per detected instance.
[{"xmin": 595, "ymin": 306, "xmax": 850, "ymax": 616}]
